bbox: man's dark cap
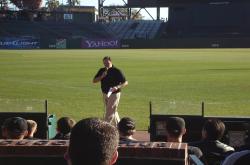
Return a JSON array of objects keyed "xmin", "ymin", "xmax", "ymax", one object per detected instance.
[{"xmin": 2, "ymin": 117, "xmax": 28, "ymax": 133}]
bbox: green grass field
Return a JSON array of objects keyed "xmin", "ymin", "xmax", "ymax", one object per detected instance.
[{"xmin": 1, "ymin": 49, "xmax": 250, "ymax": 130}]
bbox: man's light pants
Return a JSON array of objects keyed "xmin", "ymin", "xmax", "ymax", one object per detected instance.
[{"xmin": 103, "ymin": 92, "xmax": 121, "ymax": 127}]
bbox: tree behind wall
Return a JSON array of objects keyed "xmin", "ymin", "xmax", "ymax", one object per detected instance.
[
  {"xmin": 67, "ymin": 0, "xmax": 80, "ymax": 6},
  {"xmin": 45, "ymin": 0, "xmax": 59, "ymax": 11}
]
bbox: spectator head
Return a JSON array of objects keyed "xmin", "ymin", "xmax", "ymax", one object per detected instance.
[
  {"xmin": 202, "ymin": 118, "xmax": 225, "ymax": 141},
  {"xmin": 118, "ymin": 117, "xmax": 136, "ymax": 137},
  {"xmin": 67, "ymin": 118, "xmax": 119, "ymax": 165},
  {"xmin": 166, "ymin": 117, "xmax": 186, "ymax": 140},
  {"xmin": 57, "ymin": 117, "xmax": 76, "ymax": 135},
  {"xmin": 1, "ymin": 117, "xmax": 28, "ymax": 139},
  {"xmin": 26, "ymin": 119, "xmax": 37, "ymax": 138}
]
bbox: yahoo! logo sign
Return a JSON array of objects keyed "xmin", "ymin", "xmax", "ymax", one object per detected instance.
[{"xmin": 82, "ymin": 39, "xmax": 120, "ymax": 48}]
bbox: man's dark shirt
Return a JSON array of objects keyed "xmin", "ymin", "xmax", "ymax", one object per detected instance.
[
  {"xmin": 94, "ymin": 65, "xmax": 126, "ymax": 94},
  {"xmin": 190, "ymin": 140, "xmax": 235, "ymax": 165},
  {"xmin": 190, "ymin": 140, "xmax": 234, "ymax": 155}
]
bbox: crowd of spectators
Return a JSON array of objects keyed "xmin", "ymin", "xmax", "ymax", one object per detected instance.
[{"xmin": 0, "ymin": 115, "xmax": 249, "ymax": 165}]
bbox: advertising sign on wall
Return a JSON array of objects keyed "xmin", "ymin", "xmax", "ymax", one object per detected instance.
[
  {"xmin": 64, "ymin": 14, "xmax": 73, "ymax": 20},
  {"xmin": 56, "ymin": 39, "xmax": 67, "ymax": 49},
  {"xmin": 81, "ymin": 39, "xmax": 120, "ymax": 48},
  {"xmin": 0, "ymin": 37, "xmax": 40, "ymax": 49}
]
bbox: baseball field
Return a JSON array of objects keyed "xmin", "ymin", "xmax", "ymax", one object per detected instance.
[{"xmin": 0, "ymin": 49, "xmax": 250, "ymax": 129}]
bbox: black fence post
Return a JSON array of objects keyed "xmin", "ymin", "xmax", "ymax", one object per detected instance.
[
  {"xmin": 202, "ymin": 101, "xmax": 204, "ymax": 117},
  {"xmin": 45, "ymin": 99, "xmax": 48, "ymax": 139}
]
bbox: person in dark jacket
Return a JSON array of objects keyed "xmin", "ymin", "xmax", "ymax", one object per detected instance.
[{"xmin": 190, "ymin": 118, "xmax": 235, "ymax": 165}]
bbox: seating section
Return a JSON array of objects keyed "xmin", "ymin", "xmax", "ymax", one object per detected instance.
[
  {"xmin": 0, "ymin": 20, "xmax": 114, "ymax": 39},
  {"xmin": 164, "ymin": 25, "xmax": 250, "ymax": 38},
  {"xmin": 105, "ymin": 20, "xmax": 164, "ymax": 39},
  {"xmin": 0, "ymin": 20, "xmax": 164, "ymax": 40}
]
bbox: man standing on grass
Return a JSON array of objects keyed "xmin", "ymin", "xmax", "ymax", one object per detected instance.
[{"xmin": 93, "ymin": 56, "xmax": 128, "ymax": 127}]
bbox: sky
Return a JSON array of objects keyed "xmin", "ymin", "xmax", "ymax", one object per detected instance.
[{"xmin": 42, "ymin": 0, "xmax": 168, "ymax": 20}]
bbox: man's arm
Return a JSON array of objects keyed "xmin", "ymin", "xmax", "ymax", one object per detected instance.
[
  {"xmin": 93, "ymin": 69, "xmax": 107, "ymax": 83},
  {"xmin": 117, "ymin": 81, "xmax": 128, "ymax": 89},
  {"xmin": 92, "ymin": 74, "xmax": 104, "ymax": 83},
  {"xmin": 112, "ymin": 81, "xmax": 128, "ymax": 92}
]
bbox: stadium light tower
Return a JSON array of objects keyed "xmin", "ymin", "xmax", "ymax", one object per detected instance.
[
  {"xmin": 98, "ymin": 0, "xmax": 104, "ymax": 19},
  {"xmin": 98, "ymin": 0, "xmax": 165, "ymax": 21},
  {"xmin": 98, "ymin": 0, "xmax": 131, "ymax": 21}
]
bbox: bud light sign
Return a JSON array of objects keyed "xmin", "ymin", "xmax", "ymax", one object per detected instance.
[
  {"xmin": 82, "ymin": 39, "xmax": 120, "ymax": 48},
  {"xmin": 0, "ymin": 37, "xmax": 40, "ymax": 49}
]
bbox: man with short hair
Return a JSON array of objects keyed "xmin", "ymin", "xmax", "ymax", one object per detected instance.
[
  {"xmin": 1, "ymin": 117, "xmax": 28, "ymax": 140},
  {"xmin": 165, "ymin": 117, "xmax": 205, "ymax": 162},
  {"xmin": 53, "ymin": 117, "xmax": 76, "ymax": 140},
  {"xmin": 66, "ymin": 118, "xmax": 119, "ymax": 165},
  {"xmin": 26, "ymin": 119, "xmax": 38, "ymax": 139},
  {"xmin": 93, "ymin": 56, "xmax": 128, "ymax": 126},
  {"xmin": 118, "ymin": 117, "xmax": 137, "ymax": 142}
]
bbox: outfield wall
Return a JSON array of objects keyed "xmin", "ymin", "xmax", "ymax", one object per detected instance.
[
  {"xmin": 121, "ymin": 38, "xmax": 250, "ymax": 48},
  {"xmin": 1, "ymin": 37, "xmax": 250, "ymax": 49}
]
